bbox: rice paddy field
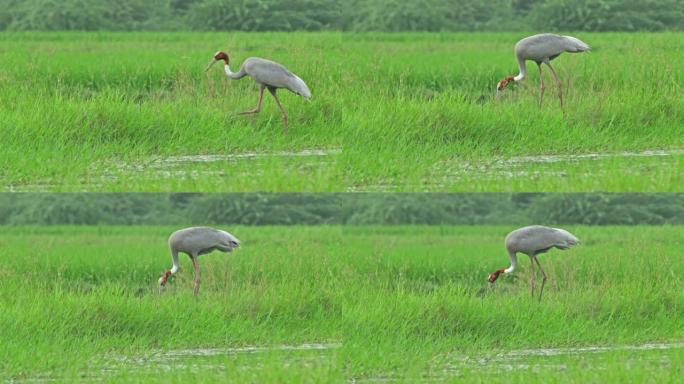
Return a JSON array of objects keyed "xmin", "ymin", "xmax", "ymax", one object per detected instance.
[
  {"xmin": 1, "ymin": 32, "xmax": 682, "ymax": 192},
  {"xmin": 2, "ymin": 225, "xmax": 683, "ymax": 382}
]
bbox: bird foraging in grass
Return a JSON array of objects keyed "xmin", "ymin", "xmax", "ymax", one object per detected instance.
[
  {"xmin": 496, "ymin": 34, "xmax": 590, "ymax": 109},
  {"xmin": 488, "ymin": 225, "xmax": 579, "ymax": 302},
  {"xmin": 159, "ymin": 226, "xmax": 240, "ymax": 296},
  {"xmin": 205, "ymin": 51, "xmax": 312, "ymax": 134}
]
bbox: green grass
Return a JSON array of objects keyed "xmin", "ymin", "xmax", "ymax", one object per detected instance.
[
  {"xmin": 0, "ymin": 32, "xmax": 682, "ymax": 192},
  {"xmin": 0, "ymin": 226, "xmax": 344, "ymax": 382},
  {"xmin": 1, "ymin": 225, "xmax": 682, "ymax": 382},
  {"xmin": 341, "ymin": 225, "xmax": 684, "ymax": 381}
]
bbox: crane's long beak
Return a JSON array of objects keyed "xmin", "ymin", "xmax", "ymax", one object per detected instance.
[{"xmin": 205, "ymin": 59, "xmax": 218, "ymax": 72}]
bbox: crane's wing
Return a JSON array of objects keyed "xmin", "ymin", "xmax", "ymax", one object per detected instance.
[
  {"xmin": 202, "ymin": 227, "xmax": 240, "ymax": 251},
  {"xmin": 561, "ymin": 36, "xmax": 590, "ymax": 52},
  {"xmin": 527, "ymin": 226, "xmax": 579, "ymax": 251},
  {"xmin": 244, "ymin": 57, "xmax": 312, "ymax": 99},
  {"xmin": 170, "ymin": 227, "xmax": 240, "ymax": 253},
  {"xmin": 550, "ymin": 227, "xmax": 579, "ymax": 249},
  {"xmin": 516, "ymin": 34, "xmax": 590, "ymax": 62},
  {"xmin": 507, "ymin": 225, "xmax": 579, "ymax": 254}
]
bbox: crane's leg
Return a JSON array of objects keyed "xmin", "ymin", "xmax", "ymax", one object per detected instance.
[
  {"xmin": 537, "ymin": 63, "xmax": 545, "ymax": 108},
  {"xmin": 530, "ymin": 256, "xmax": 536, "ymax": 299},
  {"xmin": 268, "ymin": 87, "xmax": 288, "ymax": 134},
  {"xmin": 238, "ymin": 84, "xmax": 266, "ymax": 115},
  {"xmin": 545, "ymin": 62, "xmax": 564, "ymax": 110},
  {"xmin": 191, "ymin": 254, "xmax": 200, "ymax": 297},
  {"xmin": 532, "ymin": 256, "xmax": 548, "ymax": 303}
]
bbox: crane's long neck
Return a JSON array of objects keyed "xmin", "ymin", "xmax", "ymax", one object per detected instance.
[
  {"xmin": 504, "ymin": 250, "xmax": 517, "ymax": 274},
  {"xmin": 170, "ymin": 249, "xmax": 179, "ymax": 274},
  {"xmin": 488, "ymin": 250, "xmax": 517, "ymax": 284},
  {"xmin": 224, "ymin": 63, "xmax": 247, "ymax": 80},
  {"xmin": 513, "ymin": 55, "xmax": 526, "ymax": 82},
  {"xmin": 159, "ymin": 249, "xmax": 180, "ymax": 286}
]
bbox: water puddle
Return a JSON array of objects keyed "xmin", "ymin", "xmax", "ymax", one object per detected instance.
[
  {"xmin": 91, "ymin": 147, "xmax": 343, "ymax": 184},
  {"xmin": 10, "ymin": 341, "xmax": 683, "ymax": 382},
  {"xmin": 9, "ymin": 342, "xmax": 341, "ymax": 383},
  {"xmin": 485, "ymin": 148, "xmax": 684, "ymax": 166},
  {"xmin": 350, "ymin": 147, "xmax": 684, "ymax": 191},
  {"xmin": 117, "ymin": 147, "xmax": 342, "ymax": 171},
  {"xmin": 2, "ymin": 147, "xmax": 343, "ymax": 191},
  {"xmin": 351, "ymin": 341, "xmax": 684, "ymax": 383},
  {"xmin": 93, "ymin": 342, "xmax": 342, "ymax": 376},
  {"xmin": 5, "ymin": 147, "xmax": 682, "ymax": 191},
  {"xmin": 111, "ymin": 342, "xmax": 342, "ymax": 365},
  {"xmin": 148, "ymin": 148, "xmax": 342, "ymax": 166},
  {"xmin": 439, "ymin": 340, "xmax": 684, "ymax": 376},
  {"xmin": 153, "ymin": 342, "xmax": 341, "ymax": 356},
  {"xmin": 439, "ymin": 148, "xmax": 684, "ymax": 175},
  {"xmin": 471, "ymin": 341, "xmax": 684, "ymax": 359}
]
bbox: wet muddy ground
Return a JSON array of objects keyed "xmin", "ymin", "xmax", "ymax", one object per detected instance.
[
  {"xmin": 13, "ymin": 341, "xmax": 684, "ymax": 382},
  {"xmin": 4, "ymin": 147, "xmax": 682, "ymax": 192}
]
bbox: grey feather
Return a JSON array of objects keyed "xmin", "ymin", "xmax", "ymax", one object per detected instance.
[
  {"xmin": 159, "ymin": 226, "xmax": 240, "ymax": 293},
  {"xmin": 240, "ymin": 57, "xmax": 311, "ymax": 99},
  {"xmin": 515, "ymin": 33, "xmax": 590, "ymax": 64},
  {"xmin": 488, "ymin": 225, "xmax": 580, "ymax": 301},
  {"xmin": 497, "ymin": 33, "xmax": 590, "ymax": 108},
  {"xmin": 505, "ymin": 225, "xmax": 579, "ymax": 256},
  {"xmin": 169, "ymin": 226, "xmax": 240, "ymax": 256}
]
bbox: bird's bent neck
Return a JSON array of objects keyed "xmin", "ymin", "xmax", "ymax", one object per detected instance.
[
  {"xmin": 514, "ymin": 56, "xmax": 527, "ymax": 82},
  {"xmin": 224, "ymin": 63, "xmax": 237, "ymax": 78},
  {"xmin": 505, "ymin": 251, "xmax": 517, "ymax": 273}
]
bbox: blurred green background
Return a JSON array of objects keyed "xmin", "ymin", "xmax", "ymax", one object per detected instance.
[
  {"xmin": 0, "ymin": 0, "xmax": 682, "ymax": 32},
  {"xmin": 2, "ymin": 193, "xmax": 683, "ymax": 225}
]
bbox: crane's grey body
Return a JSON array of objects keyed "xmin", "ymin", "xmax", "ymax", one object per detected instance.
[
  {"xmin": 489, "ymin": 225, "xmax": 579, "ymax": 302},
  {"xmin": 514, "ymin": 34, "xmax": 589, "ymax": 65},
  {"xmin": 169, "ymin": 226, "xmax": 239, "ymax": 257},
  {"xmin": 159, "ymin": 226, "xmax": 240, "ymax": 296},
  {"xmin": 207, "ymin": 51, "xmax": 311, "ymax": 134},
  {"xmin": 497, "ymin": 34, "xmax": 590, "ymax": 109},
  {"xmin": 505, "ymin": 225, "xmax": 578, "ymax": 257},
  {"xmin": 230, "ymin": 57, "xmax": 312, "ymax": 99}
]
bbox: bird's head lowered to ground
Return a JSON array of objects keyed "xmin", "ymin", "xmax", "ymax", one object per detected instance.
[
  {"xmin": 158, "ymin": 270, "xmax": 173, "ymax": 287},
  {"xmin": 205, "ymin": 51, "xmax": 230, "ymax": 72},
  {"xmin": 496, "ymin": 76, "xmax": 515, "ymax": 92},
  {"xmin": 487, "ymin": 268, "xmax": 506, "ymax": 286}
]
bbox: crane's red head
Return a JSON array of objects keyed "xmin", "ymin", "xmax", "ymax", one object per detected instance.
[
  {"xmin": 158, "ymin": 270, "xmax": 173, "ymax": 286},
  {"xmin": 213, "ymin": 51, "xmax": 229, "ymax": 64},
  {"xmin": 205, "ymin": 51, "xmax": 230, "ymax": 72},
  {"xmin": 488, "ymin": 268, "xmax": 506, "ymax": 284},
  {"xmin": 496, "ymin": 76, "xmax": 515, "ymax": 92}
]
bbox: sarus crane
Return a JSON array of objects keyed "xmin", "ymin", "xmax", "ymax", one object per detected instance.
[
  {"xmin": 496, "ymin": 34, "xmax": 590, "ymax": 108},
  {"xmin": 206, "ymin": 51, "xmax": 312, "ymax": 134},
  {"xmin": 158, "ymin": 226, "xmax": 240, "ymax": 296},
  {"xmin": 488, "ymin": 225, "xmax": 579, "ymax": 302}
]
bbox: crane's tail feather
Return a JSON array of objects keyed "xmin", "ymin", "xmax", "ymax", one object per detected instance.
[
  {"xmin": 552, "ymin": 228, "xmax": 580, "ymax": 249},
  {"xmin": 563, "ymin": 36, "xmax": 591, "ymax": 52},
  {"xmin": 289, "ymin": 75, "xmax": 312, "ymax": 100}
]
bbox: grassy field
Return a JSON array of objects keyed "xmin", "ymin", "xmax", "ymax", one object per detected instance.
[
  {"xmin": 1, "ymin": 225, "xmax": 682, "ymax": 382},
  {"xmin": 0, "ymin": 32, "xmax": 682, "ymax": 192}
]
